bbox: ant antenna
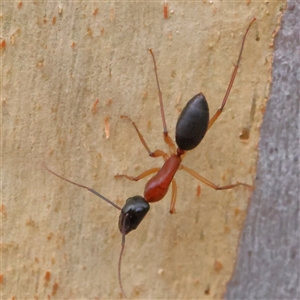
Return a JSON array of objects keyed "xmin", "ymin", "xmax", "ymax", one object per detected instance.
[
  {"xmin": 43, "ymin": 162, "xmax": 129, "ymax": 297},
  {"xmin": 42, "ymin": 162, "xmax": 121, "ymax": 210},
  {"xmin": 118, "ymin": 216, "xmax": 128, "ymax": 298}
]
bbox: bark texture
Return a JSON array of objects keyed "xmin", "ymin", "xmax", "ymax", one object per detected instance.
[
  {"xmin": 225, "ymin": 2, "xmax": 299, "ymax": 299},
  {"xmin": 2, "ymin": 2, "xmax": 286, "ymax": 299}
]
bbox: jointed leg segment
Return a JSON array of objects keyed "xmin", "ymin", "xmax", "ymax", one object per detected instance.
[
  {"xmin": 121, "ymin": 49, "xmax": 178, "ymax": 157},
  {"xmin": 180, "ymin": 164, "xmax": 252, "ymax": 190},
  {"xmin": 115, "ymin": 168, "xmax": 160, "ymax": 182},
  {"xmin": 149, "ymin": 49, "xmax": 168, "ymax": 135},
  {"xmin": 149, "ymin": 49, "xmax": 177, "ymax": 154},
  {"xmin": 207, "ymin": 18, "xmax": 256, "ymax": 131},
  {"xmin": 169, "ymin": 179, "xmax": 177, "ymax": 214},
  {"xmin": 121, "ymin": 115, "xmax": 169, "ymax": 159}
]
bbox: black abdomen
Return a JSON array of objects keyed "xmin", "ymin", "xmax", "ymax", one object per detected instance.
[{"xmin": 175, "ymin": 93, "xmax": 209, "ymax": 151}]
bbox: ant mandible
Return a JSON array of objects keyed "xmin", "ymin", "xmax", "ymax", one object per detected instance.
[{"xmin": 44, "ymin": 18, "xmax": 256, "ymax": 298}]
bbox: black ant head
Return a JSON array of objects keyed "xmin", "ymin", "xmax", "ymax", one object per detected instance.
[{"xmin": 119, "ymin": 196, "xmax": 150, "ymax": 235}]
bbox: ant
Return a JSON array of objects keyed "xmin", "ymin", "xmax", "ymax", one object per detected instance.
[{"xmin": 44, "ymin": 18, "xmax": 256, "ymax": 298}]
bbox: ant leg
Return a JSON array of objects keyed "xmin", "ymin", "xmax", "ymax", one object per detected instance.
[
  {"xmin": 149, "ymin": 49, "xmax": 177, "ymax": 154},
  {"xmin": 115, "ymin": 168, "xmax": 160, "ymax": 182},
  {"xmin": 169, "ymin": 179, "xmax": 178, "ymax": 214},
  {"xmin": 180, "ymin": 164, "xmax": 253, "ymax": 191},
  {"xmin": 121, "ymin": 115, "xmax": 169, "ymax": 159},
  {"xmin": 207, "ymin": 18, "xmax": 256, "ymax": 131}
]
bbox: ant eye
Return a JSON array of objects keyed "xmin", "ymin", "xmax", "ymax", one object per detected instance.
[{"xmin": 119, "ymin": 196, "xmax": 150, "ymax": 235}]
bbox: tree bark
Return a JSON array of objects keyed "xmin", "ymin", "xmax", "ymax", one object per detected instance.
[{"xmin": 2, "ymin": 2, "xmax": 286, "ymax": 299}]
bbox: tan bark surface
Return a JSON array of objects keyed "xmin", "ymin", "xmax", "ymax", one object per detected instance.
[{"xmin": 2, "ymin": 1, "xmax": 285, "ymax": 299}]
